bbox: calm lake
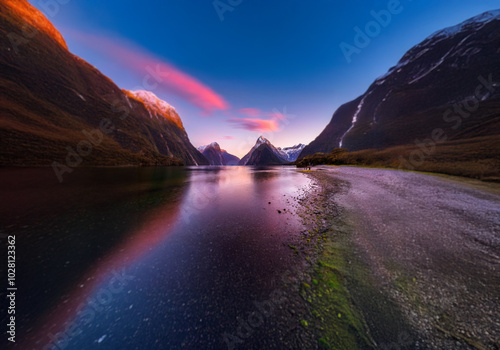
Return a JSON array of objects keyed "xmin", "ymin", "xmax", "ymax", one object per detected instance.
[{"xmin": 1, "ymin": 166, "xmax": 315, "ymax": 350}]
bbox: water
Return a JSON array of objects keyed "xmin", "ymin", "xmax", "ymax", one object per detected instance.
[{"xmin": 0, "ymin": 166, "xmax": 313, "ymax": 350}]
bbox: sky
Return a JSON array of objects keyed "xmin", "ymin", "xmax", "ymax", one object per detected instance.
[{"xmin": 30, "ymin": 0, "xmax": 500, "ymax": 158}]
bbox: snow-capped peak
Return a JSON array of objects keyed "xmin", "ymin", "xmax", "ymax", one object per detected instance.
[
  {"xmin": 257, "ymin": 136, "xmax": 269, "ymax": 144},
  {"xmin": 198, "ymin": 142, "xmax": 221, "ymax": 152},
  {"xmin": 374, "ymin": 10, "xmax": 500, "ymax": 84},
  {"xmin": 276, "ymin": 143, "xmax": 306, "ymax": 162},
  {"xmin": 130, "ymin": 90, "xmax": 175, "ymax": 111},
  {"xmin": 237, "ymin": 136, "xmax": 274, "ymax": 165},
  {"xmin": 127, "ymin": 90, "xmax": 183, "ymax": 128},
  {"xmin": 426, "ymin": 9, "xmax": 500, "ymax": 41}
]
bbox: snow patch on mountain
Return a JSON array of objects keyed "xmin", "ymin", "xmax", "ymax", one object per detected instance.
[
  {"xmin": 277, "ymin": 144, "xmax": 306, "ymax": 162},
  {"xmin": 426, "ymin": 10, "xmax": 500, "ymax": 41},
  {"xmin": 373, "ymin": 10, "xmax": 500, "ymax": 86},
  {"xmin": 198, "ymin": 142, "xmax": 221, "ymax": 152},
  {"xmin": 198, "ymin": 142, "xmax": 240, "ymax": 165},
  {"xmin": 128, "ymin": 90, "xmax": 183, "ymax": 128},
  {"xmin": 239, "ymin": 136, "xmax": 306, "ymax": 164},
  {"xmin": 243, "ymin": 136, "xmax": 273, "ymax": 162}
]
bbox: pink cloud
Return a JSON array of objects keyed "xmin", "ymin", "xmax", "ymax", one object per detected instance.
[
  {"xmin": 66, "ymin": 30, "xmax": 229, "ymax": 113},
  {"xmin": 222, "ymin": 136, "xmax": 236, "ymax": 140},
  {"xmin": 228, "ymin": 118, "xmax": 279, "ymax": 132},
  {"xmin": 228, "ymin": 107, "xmax": 292, "ymax": 132},
  {"xmin": 238, "ymin": 108, "xmax": 262, "ymax": 117}
]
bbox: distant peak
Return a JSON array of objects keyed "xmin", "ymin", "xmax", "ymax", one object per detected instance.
[
  {"xmin": 282, "ymin": 143, "xmax": 306, "ymax": 150},
  {"xmin": 198, "ymin": 142, "xmax": 221, "ymax": 152}
]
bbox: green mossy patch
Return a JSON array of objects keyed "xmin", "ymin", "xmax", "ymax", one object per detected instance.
[{"xmin": 301, "ymin": 234, "xmax": 375, "ymax": 349}]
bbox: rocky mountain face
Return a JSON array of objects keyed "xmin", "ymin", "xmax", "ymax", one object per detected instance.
[
  {"xmin": 300, "ymin": 10, "xmax": 500, "ymax": 158},
  {"xmin": 198, "ymin": 142, "xmax": 240, "ymax": 165},
  {"xmin": 0, "ymin": 0, "xmax": 208, "ymax": 167},
  {"xmin": 239, "ymin": 136, "xmax": 302, "ymax": 165}
]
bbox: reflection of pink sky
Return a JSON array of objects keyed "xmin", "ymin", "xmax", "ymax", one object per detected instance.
[
  {"xmin": 24, "ymin": 199, "xmax": 183, "ymax": 350},
  {"xmin": 20, "ymin": 167, "xmax": 312, "ymax": 349}
]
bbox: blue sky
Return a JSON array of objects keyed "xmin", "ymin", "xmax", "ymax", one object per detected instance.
[{"xmin": 30, "ymin": 0, "xmax": 500, "ymax": 157}]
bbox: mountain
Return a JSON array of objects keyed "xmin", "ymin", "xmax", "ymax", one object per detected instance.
[
  {"xmin": 238, "ymin": 136, "xmax": 293, "ymax": 165},
  {"xmin": 0, "ymin": 0, "xmax": 208, "ymax": 168},
  {"xmin": 246, "ymin": 143, "xmax": 288, "ymax": 165},
  {"xmin": 300, "ymin": 10, "xmax": 500, "ymax": 159},
  {"xmin": 198, "ymin": 142, "xmax": 240, "ymax": 165},
  {"xmin": 277, "ymin": 144, "xmax": 306, "ymax": 162}
]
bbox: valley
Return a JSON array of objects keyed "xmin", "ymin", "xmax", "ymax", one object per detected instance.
[{"xmin": 1, "ymin": 1, "xmax": 499, "ymax": 349}]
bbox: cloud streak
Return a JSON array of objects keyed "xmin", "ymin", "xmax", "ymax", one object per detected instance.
[
  {"xmin": 228, "ymin": 106, "xmax": 292, "ymax": 132},
  {"xmin": 227, "ymin": 118, "xmax": 280, "ymax": 132},
  {"xmin": 66, "ymin": 30, "xmax": 229, "ymax": 113}
]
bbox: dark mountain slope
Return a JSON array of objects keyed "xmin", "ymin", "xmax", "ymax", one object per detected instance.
[
  {"xmin": 246, "ymin": 144, "xmax": 287, "ymax": 166},
  {"xmin": 221, "ymin": 151, "xmax": 240, "ymax": 166},
  {"xmin": 300, "ymin": 10, "xmax": 500, "ymax": 159},
  {"xmin": 198, "ymin": 142, "xmax": 240, "ymax": 165},
  {"xmin": 0, "ymin": 0, "xmax": 208, "ymax": 167},
  {"xmin": 239, "ymin": 136, "xmax": 288, "ymax": 165}
]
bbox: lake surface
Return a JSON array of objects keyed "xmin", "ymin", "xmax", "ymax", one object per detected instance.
[{"xmin": 0, "ymin": 166, "xmax": 313, "ymax": 350}]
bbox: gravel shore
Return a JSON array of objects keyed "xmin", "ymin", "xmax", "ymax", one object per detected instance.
[{"xmin": 304, "ymin": 166, "xmax": 500, "ymax": 349}]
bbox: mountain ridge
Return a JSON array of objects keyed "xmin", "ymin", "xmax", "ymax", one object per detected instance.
[
  {"xmin": 0, "ymin": 0, "xmax": 209, "ymax": 168},
  {"xmin": 198, "ymin": 142, "xmax": 240, "ymax": 165},
  {"xmin": 300, "ymin": 10, "xmax": 500, "ymax": 160},
  {"xmin": 239, "ymin": 136, "xmax": 304, "ymax": 165},
  {"xmin": 246, "ymin": 143, "xmax": 286, "ymax": 165}
]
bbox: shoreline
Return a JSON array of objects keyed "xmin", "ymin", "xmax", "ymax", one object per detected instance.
[
  {"xmin": 334, "ymin": 164, "xmax": 500, "ymax": 196},
  {"xmin": 293, "ymin": 170, "xmax": 414, "ymax": 349},
  {"xmin": 297, "ymin": 167, "xmax": 500, "ymax": 349}
]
